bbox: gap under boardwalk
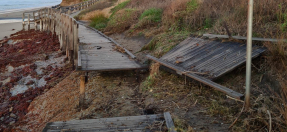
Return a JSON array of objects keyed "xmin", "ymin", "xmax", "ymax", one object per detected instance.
[{"xmin": 77, "ymin": 25, "xmax": 144, "ymax": 71}]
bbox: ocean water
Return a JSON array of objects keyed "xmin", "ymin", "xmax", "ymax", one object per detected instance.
[{"xmin": 0, "ymin": 0, "xmax": 62, "ymax": 12}]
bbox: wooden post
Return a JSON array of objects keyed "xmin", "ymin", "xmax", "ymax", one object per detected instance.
[
  {"xmin": 164, "ymin": 112, "xmax": 176, "ymax": 132},
  {"xmin": 28, "ymin": 14, "xmax": 30, "ymax": 30},
  {"xmin": 22, "ymin": 13, "xmax": 25, "ymax": 30},
  {"xmin": 79, "ymin": 76, "xmax": 85, "ymax": 108},
  {"xmin": 33, "ymin": 12, "xmax": 36, "ymax": 30},
  {"xmin": 73, "ymin": 21, "xmax": 79, "ymax": 66},
  {"xmin": 40, "ymin": 19, "xmax": 42, "ymax": 31},
  {"xmin": 67, "ymin": 10, "xmax": 71, "ymax": 15},
  {"xmin": 48, "ymin": 8, "xmax": 51, "ymax": 32}
]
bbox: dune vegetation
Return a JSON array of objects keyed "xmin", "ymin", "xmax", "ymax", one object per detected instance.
[{"xmin": 74, "ymin": 0, "xmax": 287, "ymax": 131}]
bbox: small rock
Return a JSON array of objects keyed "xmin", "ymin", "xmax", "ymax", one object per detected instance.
[
  {"xmin": 44, "ymin": 89, "xmax": 49, "ymax": 92},
  {"xmin": 10, "ymin": 113, "xmax": 16, "ymax": 118},
  {"xmin": 26, "ymin": 100, "xmax": 32, "ymax": 103},
  {"xmin": 0, "ymin": 117, "xmax": 4, "ymax": 121},
  {"xmin": 9, "ymin": 121, "xmax": 15, "ymax": 125},
  {"xmin": 9, "ymin": 107, "xmax": 13, "ymax": 112}
]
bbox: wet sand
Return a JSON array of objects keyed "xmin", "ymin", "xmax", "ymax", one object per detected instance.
[
  {"xmin": 0, "ymin": 22, "xmax": 23, "ymax": 39},
  {"xmin": 0, "ymin": 8, "xmax": 41, "ymax": 39}
]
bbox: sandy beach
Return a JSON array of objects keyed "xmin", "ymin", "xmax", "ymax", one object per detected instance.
[
  {"xmin": 0, "ymin": 7, "xmax": 49, "ymax": 19},
  {"xmin": 0, "ymin": 8, "xmax": 42, "ymax": 39},
  {"xmin": 0, "ymin": 22, "xmax": 23, "ymax": 39}
]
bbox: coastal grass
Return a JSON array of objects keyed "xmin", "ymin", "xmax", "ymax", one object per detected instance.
[
  {"xmin": 74, "ymin": 0, "xmax": 116, "ymax": 20},
  {"xmin": 141, "ymin": 31, "xmax": 189, "ymax": 57},
  {"xmin": 80, "ymin": 0, "xmax": 287, "ymax": 130},
  {"xmin": 110, "ymin": 0, "xmax": 130, "ymax": 18},
  {"xmin": 135, "ymin": 8, "xmax": 162, "ymax": 28},
  {"xmin": 105, "ymin": 8, "xmax": 140, "ymax": 33},
  {"xmin": 89, "ymin": 13, "xmax": 109, "ymax": 30}
]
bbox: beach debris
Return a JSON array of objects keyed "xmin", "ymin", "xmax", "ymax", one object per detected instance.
[
  {"xmin": 113, "ymin": 45, "xmax": 126, "ymax": 53},
  {"xmin": 0, "ymin": 30, "xmax": 73, "ymax": 131}
]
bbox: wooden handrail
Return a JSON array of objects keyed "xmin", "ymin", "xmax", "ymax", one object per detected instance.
[{"xmin": 21, "ymin": 0, "xmax": 99, "ymax": 69}]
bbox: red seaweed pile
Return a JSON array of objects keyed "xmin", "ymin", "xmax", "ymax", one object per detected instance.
[
  {"xmin": 0, "ymin": 30, "xmax": 60, "ymax": 72},
  {"xmin": 0, "ymin": 30, "xmax": 73, "ymax": 131}
]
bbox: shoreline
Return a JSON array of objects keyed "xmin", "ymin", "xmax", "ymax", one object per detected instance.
[
  {"xmin": 0, "ymin": 6, "xmax": 46, "ymax": 39},
  {"xmin": 0, "ymin": 6, "xmax": 55, "ymax": 19}
]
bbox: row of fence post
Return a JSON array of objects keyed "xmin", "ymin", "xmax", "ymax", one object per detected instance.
[{"xmin": 21, "ymin": 0, "xmax": 98, "ymax": 67}]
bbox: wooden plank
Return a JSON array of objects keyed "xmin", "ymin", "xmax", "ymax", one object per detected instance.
[
  {"xmin": 79, "ymin": 76, "xmax": 85, "ymax": 108},
  {"xmin": 84, "ymin": 25, "xmax": 137, "ymax": 59},
  {"xmin": 47, "ymin": 120, "xmax": 154, "ymax": 130},
  {"xmin": 164, "ymin": 112, "xmax": 176, "ymax": 132},
  {"xmin": 78, "ymin": 51, "xmax": 82, "ymax": 69},
  {"xmin": 203, "ymin": 34, "xmax": 287, "ymax": 42},
  {"xmin": 81, "ymin": 63, "xmax": 142, "ymax": 69},
  {"xmin": 147, "ymin": 55, "xmax": 244, "ymax": 100},
  {"xmin": 43, "ymin": 114, "xmax": 163, "ymax": 132},
  {"xmin": 50, "ymin": 114, "xmax": 161, "ymax": 124}
]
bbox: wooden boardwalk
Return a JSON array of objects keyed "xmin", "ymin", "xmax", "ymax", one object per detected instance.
[
  {"xmin": 43, "ymin": 112, "xmax": 176, "ymax": 132},
  {"xmin": 77, "ymin": 24, "xmax": 144, "ymax": 71},
  {"xmin": 148, "ymin": 37, "xmax": 266, "ymax": 99},
  {"xmin": 22, "ymin": 0, "xmax": 145, "ymax": 72}
]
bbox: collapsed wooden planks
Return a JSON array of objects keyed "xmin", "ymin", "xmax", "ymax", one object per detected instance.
[
  {"xmin": 43, "ymin": 112, "xmax": 176, "ymax": 132},
  {"xmin": 203, "ymin": 34, "xmax": 287, "ymax": 43},
  {"xmin": 147, "ymin": 37, "xmax": 266, "ymax": 99}
]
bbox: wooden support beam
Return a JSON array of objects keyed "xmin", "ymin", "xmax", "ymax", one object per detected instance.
[
  {"xmin": 78, "ymin": 51, "xmax": 82, "ymax": 69},
  {"xmin": 164, "ymin": 112, "xmax": 176, "ymax": 132},
  {"xmin": 147, "ymin": 55, "xmax": 244, "ymax": 100},
  {"xmin": 28, "ymin": 14, "xmax": 30, "ymax": 30},
  {"xmin": 203, "ymin": 34, "xmax": 287, "ymax": 43},
  {"xmin": 79, "ymin": 76, "xmax": 85, "ymax": 108},
  {"xmin": 40, "ymin": 19, "xmax": 42, "ymax": 31},
  {"xmin": 22, "ymin": 13, "xmax": 25, "ymax": 30}
]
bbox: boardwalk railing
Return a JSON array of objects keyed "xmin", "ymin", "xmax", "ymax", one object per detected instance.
[
  {"xmin": 22, "ymin": 0, "xmax": 99, "ymax": 30},
  {"xmin": 21, "ymin": 0, "xmax": 99, "ymax": 68}
]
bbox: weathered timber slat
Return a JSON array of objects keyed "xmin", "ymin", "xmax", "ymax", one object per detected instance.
[
  {"xmin": 43, "ymin": 114, "xmax": 166, "ymax": 132},
  {"xmin": 203, "ymin": 34, "xmax": 287, "ymax": 42},
  {"xmin": 147, "ymin": 55, "xmax": 244, "ymax": 99},
  {"xmin": 164, "ymin": 112, "xmax": 176, "ymax": 132},
  {"xmin": 77, "ymin": 23, "xmax": 143, "ymax": 71}
]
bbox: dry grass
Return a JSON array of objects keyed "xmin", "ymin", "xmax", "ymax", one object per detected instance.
[
  {"xmin": 74, "ymin": 0, "xmax": 117, "ymax": 20},
  {"xmin": 105, "ymin": 9, "xmax": 141, "ymax": 33},
  {"xmin": 141, "ymin": 31, "xmax": 190, "ymax": 57},
  {"xmin": 79, "ymin": 0, "xmax": 287, "ymax": 131},
  {"xmin": 60, "ymin": 0, "xmax": 83, "ymax": 6}
]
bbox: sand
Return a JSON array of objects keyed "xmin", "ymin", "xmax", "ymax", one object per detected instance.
[
  {"xmin": 0, "ymin": 7, "xmax": 47, "ymax": 19},
  {"xmin": 0, "ymin": 22, "xmax": 23, "ymax": 39},
  {"xmin": 0, "ymin": 7, "xmax": 41, "ymax": 39}
]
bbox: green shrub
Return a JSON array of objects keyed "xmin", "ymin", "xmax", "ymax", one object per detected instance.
[
  {"xmin": 89, "ymin": 14, "xmax": 109, "ymax": 30},
  {"xmin": 139, "ymin": 8, "xmax": 162, "ymax": 23},
  {"xmin": 110, "ymin": 0, "xmax": 130, "ymax": 17},
  {"xmin": 204, "ymin": 18, "xmax": 213, "ymax": 29},
  {"xmin": 186, "ymin": 0, "xmax": 198, "ymax": 12},
  {"xmin": 135, "ymin": 8, "xmax": 162, "ymax": 28},
  {"xmin": 106, "ymin": 8, "xmax": 140, "ymax": 33}
]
